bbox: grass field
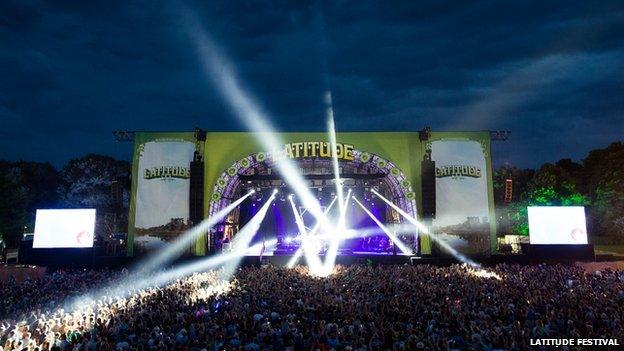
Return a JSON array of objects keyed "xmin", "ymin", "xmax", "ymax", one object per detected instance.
[{"xmin": 594, "ymin": 244, "xmax": 624, "ymax": 255}]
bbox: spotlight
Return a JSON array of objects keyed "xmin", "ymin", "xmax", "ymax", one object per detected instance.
[{"xmin": 273, "ymin": 188, "xmax": 279, "ymax": 195}]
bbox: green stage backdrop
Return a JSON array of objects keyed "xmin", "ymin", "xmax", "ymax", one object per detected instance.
[{"xmin": 128, "ymin": 131, "xmax": 495, "ymax": 256}]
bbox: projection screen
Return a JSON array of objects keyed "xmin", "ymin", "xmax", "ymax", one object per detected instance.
[
  {"xmin": 33, "ymin": 209, "xmax": 96, "ymax": 248},
  {"xmin": 528, "ymin": 206, "xmax": 587, "ymax": 245}
]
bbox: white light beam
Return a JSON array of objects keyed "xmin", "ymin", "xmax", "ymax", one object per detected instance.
[
  {"xmin": 186, "ymin": 17, "xmax": 328, "ymax": 229},
  {"xmin": 286, "ymin": 196, "xmax": 338, "ymax": 268},
  {"xmin": 323, "ymin": 189, "xmax": 352, "ymax": 273},
  {"xmin": 288, "ymin": 195, "xmax": 324, "ymax": 273},
  {"xmin": 327, "ymin": 110, "xmax": 344, "ymax": 213},
  {"xmin": 371, "ymin": 189, "xmax": 483, "ymax": 268},
  {"xmin": 371, "ymin": 189, "xmax": 429, "ymax": 233},
  {"xmin": 220, "ymin": 190, "xmax": 278, "ymax": 278},
  {"xmin": 135, "ymin": 190, "xmax": 255, "ymax": 272},
  {"xmin": 353, "ymin": 196, "xmax": 412, "ymax": 255}
]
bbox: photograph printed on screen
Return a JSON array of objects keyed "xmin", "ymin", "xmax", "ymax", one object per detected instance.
[
  {"xmin": 431, "ymin": 139, "xmax": 490, "ymax": 254},
  {"xmin": 134, "ymin": 140, "xmax": 195, "ymax": 250}
]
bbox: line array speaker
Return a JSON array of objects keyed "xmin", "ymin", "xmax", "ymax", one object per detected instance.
[
  {"xmin": 189, "ymin": 160, "xmax": 204, "ymax": 225},
  {"xmin": 421, "ymin": 159, "xmax": 436, "ymax": 219}
]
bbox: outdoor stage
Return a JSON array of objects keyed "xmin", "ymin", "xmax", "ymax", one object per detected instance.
[
  {"xmin": 128, "ymin": 131, "xmax": 499, "ymax": 259},
  {"xmin": 13, "ymin": 125, "xmax": 598, "ymax": 272}
]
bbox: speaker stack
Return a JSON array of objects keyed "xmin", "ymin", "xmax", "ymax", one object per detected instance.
[
  {"xmin": 419, "ymin": 128, "xmax": 436, "ymax": 220},
  {"xmin": 189, "ymin": 151, "xmax": 204, "ymax": 226},
  {"xmin": 421, "ymin": 158, "xmax": 436, "ymax": 219}
]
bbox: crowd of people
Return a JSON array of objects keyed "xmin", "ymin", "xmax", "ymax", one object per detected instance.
[{"xmin": 1, "ymin": 263, "xmax": 623, "ymax": 350}]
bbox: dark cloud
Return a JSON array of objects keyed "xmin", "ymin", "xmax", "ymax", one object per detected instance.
[{"xmin": 0, "ymin": 0, "xmax": 623, "ymax": 168}]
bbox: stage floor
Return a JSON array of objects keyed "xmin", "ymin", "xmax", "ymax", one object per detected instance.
[
  {"xmin": 240, "ymin": 253, "xmax": 416, "ymax": 266},
  {"xmin": 237, "ymin": 252, "xmax": 602, "ymax": 267},
  {"xmin": 241, "ymin": 245, "xmax": 412, "ymax": 257}
]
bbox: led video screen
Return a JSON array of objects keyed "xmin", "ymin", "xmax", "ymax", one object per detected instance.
[
  {"xmin": 528, "ymin": 206, "xmax": 587, "ymax": 245},
  {"xmin": 33, "ymin": 209, "xmax": 96, "ymax": 248}
]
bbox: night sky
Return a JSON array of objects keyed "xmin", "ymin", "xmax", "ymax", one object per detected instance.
[{"xmin": 1, "ymin": 1, "xmax": 623, "ymax": 168}]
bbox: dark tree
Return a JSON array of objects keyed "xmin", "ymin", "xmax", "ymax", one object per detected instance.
[
  {"xmin": 0, "ymin": 164, "xmax": 29, "ymax": 247},
  {"xmin": 14, "ymin": 161, "xmax": 61, "ymax": 212},
  {"xmin": 57, "ymin": 154, "xmax": 131, "ymax": 240},
  {"xmin": 581, "ymin": 142, "xmax": 624, "ymax": 239},
  {"xmin": 493, "ymin": 165, "xmax": 535, "ymax": 206},
  {"xmin": 57, "ymin": 154, "xmax": 130, "ymax": 210}
]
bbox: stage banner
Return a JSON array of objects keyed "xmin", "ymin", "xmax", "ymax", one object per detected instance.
[
  {"xmin": 127, "ymin": 132, "xmax": 198, "ymax": 256},
  {"xmin": 429, "ymin": 134, "xmax": 495, "ymax": 255}
]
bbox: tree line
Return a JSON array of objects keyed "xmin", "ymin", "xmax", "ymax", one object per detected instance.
[
  {"xmin": 1, "ymin": 142, "xmax": 622, "ymax": 249},
  {"xmin": 0, "ymin": 154, "xmax": 130, "ymax": 248},
  {"xmin": 493, "ymin": 141, "xmax": 624, "ymax": 243}
]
